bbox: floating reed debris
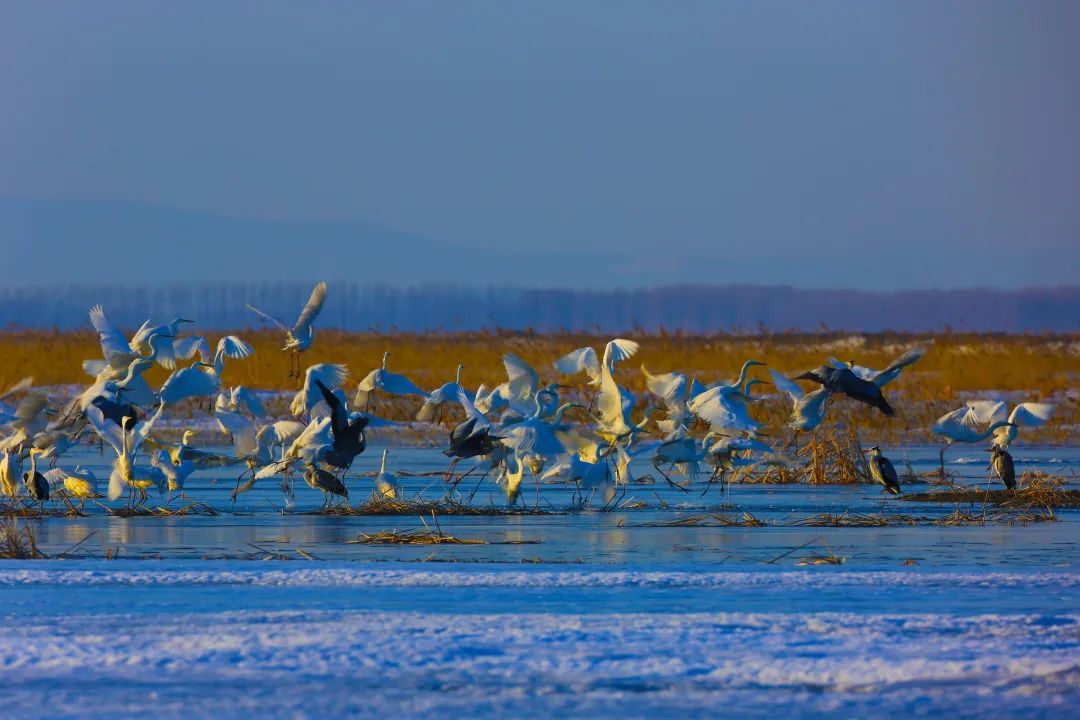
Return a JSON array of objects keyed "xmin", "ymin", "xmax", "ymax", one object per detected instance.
[
  {"xmin": 639, "ymin": 512, "xmax": 766, "ymax": 528},
  {"xmin": 316, "ymin": 497, "xmax": 556, "ymax": 516},
  {"xmin": 901, "ymin": 473, "xmax": 1080, "ymax": 509},
  {"xmin": 787, "ymin": 511, "xmax": 924, "ymax": 527},
  {"xmin": 108, "ymin": 501, "xmax": 221, "ymax": 517},
  {"xmin": 0, "ymin": 518, "xmax": 46, "ymax": 559}
]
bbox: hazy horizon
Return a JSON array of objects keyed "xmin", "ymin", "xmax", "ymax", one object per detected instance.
[{"xmin": 4, "ymin": 2, "xmax": 1079, "ymax": 289}]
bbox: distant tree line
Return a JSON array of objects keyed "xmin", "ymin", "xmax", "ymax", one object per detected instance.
[{"xmin": 1, "ymin": 283, "xmax": 1077, "ymax": 334}]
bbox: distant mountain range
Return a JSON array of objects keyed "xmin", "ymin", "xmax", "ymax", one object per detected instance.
[
  {"xmin": 1, "ymin": 281, "xmax": 1076, "ymax": 333},
  {"xmin": 2, "ymin": 196, "xmax": 1077, "ymax": 332}
]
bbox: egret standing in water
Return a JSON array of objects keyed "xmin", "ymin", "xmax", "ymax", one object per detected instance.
[{"xmin": 246, "ymin": 281, "xmax": 328, "ymax": 379}]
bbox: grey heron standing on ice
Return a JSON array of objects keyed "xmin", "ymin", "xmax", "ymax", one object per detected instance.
[{"xmin": 246, "ymin": 281, "xmax": 328, "ymax": 379}]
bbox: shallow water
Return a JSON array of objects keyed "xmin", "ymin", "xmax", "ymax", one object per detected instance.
[
  {"xmin": 17, "ymin": 443, "xmax": 1080, "ymax": 568},
  {"xmin": 3, "ymin": 444, "xmax": 1078, "ymax": 718}
]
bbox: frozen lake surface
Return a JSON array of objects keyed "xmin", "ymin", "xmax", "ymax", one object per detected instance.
[{"xmin": 2, "ymin": 444, "xmax": 1077, "ymax": 717}]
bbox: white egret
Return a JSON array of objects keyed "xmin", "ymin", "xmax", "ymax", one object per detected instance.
[
  {"xmin": 44, "ymin": 466, "xmax": 98, "ymax": 500},
  {"xmin": 246, "ymin": 280, "xmax": 328, "ymax": 378},
  {"xmin": 931, "ymin": 402, "xmax": 1014, "ymax": 476},
  {"xmin": 291, "ymin": 364, "xmax": 350, "ymax": 418},
  {"xmin": 593, "ymin": 339, "xmax": 644, "ymax": 443},
  {"xmin": 706, "ymin": 359, "xmax": 766, "ymax": 392},
  {"xmin": 129, "ymin": 316, "xmax": 196, "ymax": 369},
  {"xmin": 215, "ymin": 385, "xmax": 266, "ymax": 417},
  {"xmin": 86, "ymin": 404, "xmax": 166, "ymax": 502},
  {"xmin": 964, "ymin": 401, "xmax": 1055, "ymax": 449},
  {"xmin": 354, "ymin": 351, "xmax": 427, "ymax": 411},
  {"xmin": 374, "ymin": 449, "xmax": 399, "ymax": 499},
  {"xmin": 641, "ymin": 365, "xmax": 690, "ymax": 435},
  {"xmin": 151, "ymin": 450, "xmax": 195, "ymax": 497},
  {"xmin": 417, "ymin": 364, "xmax": 467, "ymax": 424}
]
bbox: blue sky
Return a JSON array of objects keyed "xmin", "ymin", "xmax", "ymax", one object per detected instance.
[{"xmin": 2, "ymin": 2, "xmax": 1078, "ymax": 289}]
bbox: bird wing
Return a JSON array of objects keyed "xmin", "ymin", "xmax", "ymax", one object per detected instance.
[
  {"xmin": 602, "ymin": 338, "xmax": 640, "ymax": 370},
  {"xmin": 158, "ymin": 367, "xmax": 217, "ymax": 406},
  {"xmin": 89, "ymin": 305, "xmax": 133, "ymax": 364},
  {"xmin": 0, "ymin": 377, "xmax": 32, "ymax": 403},
  {"xmin": 174, "ymin": 336, "xmax": 211, "ymax": 364},
  {"xmin": 455, "ymin": 386, "xmax": 487, "ymax": 424},
  {"xmin": 245, "ymin": 303, "xmax": 290, "ymax": 332},
  {"xmin": 233, "ymin": 386, "xmax": 266, "ymax": 416},
  {"xmin": 768, "ymin": 369, "xmax": 804, "ymax": 402},
  {"xmin": 15, "ymin": 393, "xmax": 48, "ymax": 425},
  {"xmin": 595, "ymin": 363, "xmax": 627, "ymax": 430},
  {"xmin": 147, "ymin": 332, "xmax": 178, "ymax": 369},
  {"xmin": 215, "ymin": 410, "xmax": 258, "ymax": 458},
  {"xmin": 43, "ymin": 468, "xmax": 69, "ymax": 491},
  {"xmin": 314, "ymin": 379, "xmax": 348, "ymax": 437},
  {"xmin": 965, "ymin": 400, "xmax": 1008, "ymax": 426},
  {"xmin": 503, "ymin": 353, "xmax": 539, "ymax": 401},
  {"xmin": 379, "ymin": 370, "xmax": 428, "ymax": 397},
  {"xmin": 553, "ymin": 347, "xmax": 600, "ymax": 380},
  {"xmin": 293, "ymin": 281, "xmax": 328, "ymax": 335},
  {"xmin": 1009, "ymin": 402, "xmax": 1054, "ymax": 428},
  {"xmin": 689, "ymin": 387, "xmax": 760, "ymax": 432},
  {"xmin": 84, "ymin": 404, "xmax": 124, "ymax": 456},
  {"xmin": 873, "ymin": 347, "xmax": 927, "ymax": 386},
  {"xmin": 269, "ymin": 420, "xmax": 307, "ymax": 444},
  {"xmin": 642, "ymin": 365, "xmax": 687, "ymax": 408},
  {"xmin": 217, "ymin": 335, "xmax": 255, "ymax": 360},
  {"xmin": 130, "ymin": 404, "xmax": 165, "ymax": 453}
]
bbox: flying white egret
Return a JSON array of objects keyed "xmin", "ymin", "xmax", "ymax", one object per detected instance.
[
  {"xmin": 215, "ymin": 409, "xmax": 305, "ymax": 499},
  {"xmin": 0, "ymin": 377, "xmax": 33, "ymax": 419},
  {"xmin": 593, "ymin": 339, "xmax": 644, "ymax": 444},
  {"xmin": 246, "ymin": 280, "xmax": 328, "ymax": 378},
  {"xmin": 157, "ymin": 336, "xmax": 253, "ymax": 407},
  {"xmin": 215, "ymin": 385, "xmax": 266, "ymax": 417},
  {"xmin": 931, "ymin": 402, "xmax": 1015, "ymax": 476},
  {"xmin": 641, "ymin": 365, "xmax": 690, "ymax": 435},
  {"xmin": 498, "ymin": 392, "xmax": 579, "ymax": 473},
  {"xmin": 769, "ymin": 368, "xmax": 831, "ymax": 457},
  {"xmin": 291, "ymin": 364, "xmax": 349, "ymax": 418},
  {"xmin": 129, "ymin": 316, "xmax": 196, "ymax": 369},
  {"xmin": 966, "ymin": 401, "xmax": 1055, "ymax": 449},
  {"xmin": 496, "ymin": 451, "xmax": 526, "ymax": 506},
  {"xmin": 706, "ymin": 359, "xmax": 766, "ymax": 392},
  {"xmin": 417, "ymin": 364, "xmax": 467, "ymax": 424},
  {"xmin": 354, "ymin": 352, "xmax": 427, "ymax": 411},
  {"xmin": 687, "ymin": 382, "xmax": 761, "ymax": 434}
]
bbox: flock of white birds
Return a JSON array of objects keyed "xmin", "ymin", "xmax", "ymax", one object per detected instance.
[{"xmin": 0, "ymin": 282, "xmax": 1057, "ymax": 510}]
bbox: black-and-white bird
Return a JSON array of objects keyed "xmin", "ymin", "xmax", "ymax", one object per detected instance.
[
  {"xmin": 990, "ymin": 444, "xmax": 1016, "ymax": 491},
  {"xmin": 867, "ymin": 445, "xmax": 901, "ymax": 495},
  {"xmin": 797, "ymin": 348, "xmax": 925, "ymax": 417},
  {"xmin": 315, "ymin": 379, "xmax": 369, "ymax": 472}
]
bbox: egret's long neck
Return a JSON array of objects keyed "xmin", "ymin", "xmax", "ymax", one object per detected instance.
[
  {"xmin": 380, "ymin": 449, "xmax": 388, "ymax": 474},
  {"xmin": 27, "ymin": 452, "xmax": 36, "ymax": 477},
  {"xmin": 735, "ymin": 361, "xmax": 754, "ymax": 389},
  {"xmin": 381, "ymin": 353, "xmax": 390, "ymax": 370},
  {"xmin": 455, "ymin": 365, "xmax": 463, "ymax": 384}
]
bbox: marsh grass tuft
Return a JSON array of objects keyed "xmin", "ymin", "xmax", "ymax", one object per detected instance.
[{"xmin": 0, "ymin": 518, "xmax": 46, "ymax": 558}]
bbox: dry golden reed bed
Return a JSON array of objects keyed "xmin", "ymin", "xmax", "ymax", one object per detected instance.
[{"xmin": 1, "ymin": 329, "xmax": 1077, "ymax": 444}]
